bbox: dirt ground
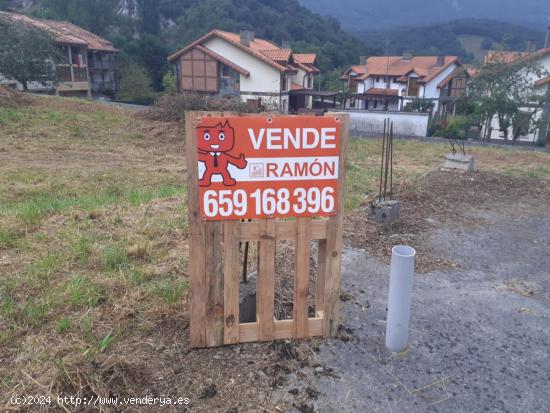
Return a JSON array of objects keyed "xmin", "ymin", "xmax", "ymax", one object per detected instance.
[
  {"xmin": 304, "ymin": 183, "xmax": 550, "ymax": 412},
  {"xmin": 1, "ymin": 94, "xmax": 550, "ymax": 412}
]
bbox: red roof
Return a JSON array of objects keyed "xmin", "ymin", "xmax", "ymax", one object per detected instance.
[
  {"xmin": 294, "ymin": 53, "xmax": 317, "ymax": 65},
  {"xmin": 259, "ymin": 49, "xmax": 292, "ymax": 63},
  {"xmin": 484, "ymin": 50, "xmax": 531, "ymax": 64},
  {"xmin": 168, "ymin": 30, "xmax": 320, "ymax": 74},
  {"xmin": 355, "ymin": 56, "xmax": 459, "ymax": 83},
  {"xmin": 0, "ymin": 11, "xmax": 117, "ymax": 52}
]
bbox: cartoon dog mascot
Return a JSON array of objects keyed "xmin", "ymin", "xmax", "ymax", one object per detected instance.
[{"xmin": 197, "ymin": 120, "xmax": 247, "ymax": 186}]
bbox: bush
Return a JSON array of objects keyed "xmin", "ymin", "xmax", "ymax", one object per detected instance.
[
  {"xmin": 442, "ymin": 116, "xmax": 469, "ymax": 140},
  {"xmin": 138, "ymin": 92, "xmax": 261, "ymax": 122},
  {"xmin": 116, "ymin": 61, "xmax": 157, "ymax": 105},
  {"xmin": 161, "ymin": 71, "xmax": 176, "ymax": 94}
]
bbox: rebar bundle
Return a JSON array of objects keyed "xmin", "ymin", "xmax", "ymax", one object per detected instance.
[{"xmin": 378, "ymin": 119, "xmax": 394, "ymax": 202}]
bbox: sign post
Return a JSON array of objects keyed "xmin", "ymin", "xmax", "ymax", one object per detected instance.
[{"xmin": 185, "ymin": 112, "xmax": 348, "ymax": 348}]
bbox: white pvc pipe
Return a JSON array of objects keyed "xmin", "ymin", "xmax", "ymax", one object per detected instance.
[{"xmin": 385, "ymin": 245, "xmax": 416, "ymax": 353}]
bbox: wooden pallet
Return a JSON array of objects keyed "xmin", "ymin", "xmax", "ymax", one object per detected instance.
[{"xmin": 185, "ymin": 111, "xmax": 348, "ymax": 348}]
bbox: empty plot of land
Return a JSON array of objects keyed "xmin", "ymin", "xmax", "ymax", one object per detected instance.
[{"xmin": 1, "ymin": 94, "xmax": 550, "ymax": 412}]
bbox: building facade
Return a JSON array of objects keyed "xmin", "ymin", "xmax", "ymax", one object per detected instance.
[
  {"xmin": 167, "ymin": 30, "xmax": 320, "ymax": 113},
  {"xmin": 340, "ymin": 55, "xmax": 467, "ymax": 115},
  {"xmin": 0, "ymin": 12, "xmax": 118, "ymax": 100}
]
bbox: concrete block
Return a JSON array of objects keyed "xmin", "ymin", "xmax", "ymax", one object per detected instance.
[
  {"xmin": 368, "ymin": 200, "xmax": 401, "ymax": 224},
  {"xmin": 442, "ymin": 153, "xmax": 475, "ymax": 172}
]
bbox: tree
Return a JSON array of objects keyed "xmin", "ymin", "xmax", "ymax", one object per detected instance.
[
  {"xmin": 162, "ymin": 71, "xmax": 176, "ymax": 94},
  {"xmin": 468, "ymin": 59, "xmax": 550, "ymax": 142},
  {"xmin": 116, "ymin": 58, "xmax": 157, "ymax": 104},
  {"xmin": 0, "ymin": 16, "xmax": 58, "ymax": 91}
]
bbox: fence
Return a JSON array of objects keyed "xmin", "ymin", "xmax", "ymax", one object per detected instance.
[{"xmin": 185, "ymin": 111, "xmax": 347, "ymax": 348}]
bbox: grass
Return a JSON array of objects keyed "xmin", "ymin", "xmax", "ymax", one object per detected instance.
[
  {"xmin": 66, "ymin": 275, "xmax": 106, "ymax": 307},
  {"xmin": 0, "ymin": 94, "xmax": 549, "ymax": 406},
  {"xmin": 152, "ymin": 278, "xmax": 189, "ymax": 305},
  {"xmin": 1, "ymin": 184, "xmax": 184, "ymax": 226}
]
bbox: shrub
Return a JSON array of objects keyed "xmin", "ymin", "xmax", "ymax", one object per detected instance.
[
  {"xmin": 116, "ymin": 61, "xmax": 157, "ymax": 105},
  {"xmin": 138, "ymin": 92, "xmax": 261, "ymax": 122}
]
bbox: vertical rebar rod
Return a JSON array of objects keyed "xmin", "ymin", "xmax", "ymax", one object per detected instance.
[
  {"xmin": 389, "ymin": 122, "xmax": 394, "ymax": 199},
  {"xmin": 379, "ymin": 118, "xmax": 387, "ymax": 202},
  {"xmin": 383, "ymin": 120, "xmax": 391, "ymax": 201},
  {"xmin": 242, "ymin": 241, "xmax": 249, "ymax": 284}
]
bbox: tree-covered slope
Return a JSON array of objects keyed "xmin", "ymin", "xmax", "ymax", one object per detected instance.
[
  {"xmin": 0, "ymin": 0, "xmax": 379, "ymax": 90},
  {"xmin": 355, "ymin": 19, "xmax": 546, "ymax": 64}
]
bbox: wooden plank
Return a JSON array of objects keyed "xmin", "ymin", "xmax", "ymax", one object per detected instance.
[
  {"xmin": 256, "ymin": 219, "xmax": 275, "ymax": 341},
  {"xmin": 323, "ymin": 113, "xmax": 349, "ymax": 337},
  {"xmin": 238, "ymin": 219, "xmax": 328, "ymax": 241},
  {"xmin": 186, "ymin": 111, "xmax": 207, "ymax": 349},
  {"xmin": 239, "ymin": 318, "xmax": 323, "ymax": 343},
  {"xmin": 316, "ymin": 239, "xmax": 327, "ymax": 312},
  {"xmin": 205, "ymin": 220, "xmax": 224, "ymax": 347},
  {"xmin": 294, "ymin": 217, "xmax": 311, "ymax": 338},
  {"xmin": 223, "ymin": 220, "xmax": 240, "ymax": 345}
]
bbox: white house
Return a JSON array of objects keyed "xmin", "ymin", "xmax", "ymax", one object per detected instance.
[
  {"xmin": 340, "ymin": 55, "xmax": 468, "ymax": 116},
  {"xmin": 167, "ymin": 30, "xmax": 321, "ymax": 113},
  {"xmin": 483, "ymin": 48, "xmax": 550, "ymax": 143}
]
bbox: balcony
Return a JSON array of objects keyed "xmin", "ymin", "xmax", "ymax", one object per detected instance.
[{"xmin": 56, "ymin": 65, "xmax": 88, "ymax": 83}]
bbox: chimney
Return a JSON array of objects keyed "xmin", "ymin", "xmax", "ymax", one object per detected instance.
[
  {"xmin": 359, "ymin": 55, "xmax": 367, "ymax": 65},
  {"xmin": 526, "ymin": 39, "xmax": 536, "ymax": 52},
  {"xmin": 436, "ymin": 55, "xmax": 445, "ymax": 66},
  {"xmin": 281, "ymin": 40, "xmax": 290, "ymax": 49},
  {"xmin": 402, "ymin": 52, "xmax": 413, "ymax": 60},
  {"xmin": 545, "ymin": 27, "xmax": 550, "ymax": 49},
  {"xmin": 240, "ymin": 29, "xmax": 254, "ymax": 47}
]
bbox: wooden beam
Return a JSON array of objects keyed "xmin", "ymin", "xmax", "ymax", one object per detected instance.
[
  {"xmin": 239, "ymin": 317, "xmax": 324, "ymax": 343},
  {"xmin": 238, "ymin": 219, "xmax": 328, "ymax": 241},
  {"xmin": 293, "ymin": 217, "xmax": 311, "ymax": 338},
  {"xmin": 323, "ymin": 114, "xmax": 348, "ymax": 337},
  {"xmin": 256, "ymin": 219, "xmax": 275, "ymax": 341},
  {"xmin": 223, "ymin": 220, "xmax": 240, "ymax": 345},
  {"xmin": 186, "ymin": 111, "xmax": 207, "ymax": 348}
]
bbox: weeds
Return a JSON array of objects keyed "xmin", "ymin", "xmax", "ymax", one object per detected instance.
[
  {"xmin": 103, "ymin": 244, "xmax": 129, "ymax": 270},
  {"xmin": 55, "ymin": 317, "xmax": 71, "ymax": 333},
  {"xmin": 66, "ymin": 275, "xmax": 105, "ymax": 307},
  {"xmin": 98, "ymin": 331, "xmax": 114, "ymax": 353},
  {"xmin": 152, "ymin": 279, "xmax": 189, "ymax": 305},
  {"xmin": 26, "ymin": 253, "xmax": 60, "ymax": 282}
]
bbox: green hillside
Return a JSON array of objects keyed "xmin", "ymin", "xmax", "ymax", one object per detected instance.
[
  {"xmin": 1, "ymin": 0, "xmax": 378, "ymax": 91},
  {"xmin": 355, "ymin": 19, "xmax": 546, "ymax": 63}
]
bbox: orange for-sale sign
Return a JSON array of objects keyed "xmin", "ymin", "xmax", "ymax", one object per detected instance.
[{"xmin": 196, "ymin": 116, "xmax": 341, "ymax": 220}]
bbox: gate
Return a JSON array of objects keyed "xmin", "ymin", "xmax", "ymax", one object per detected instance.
[{"xmin": 185, "ymin": 111, "xmax": 348, "ymax": 348}]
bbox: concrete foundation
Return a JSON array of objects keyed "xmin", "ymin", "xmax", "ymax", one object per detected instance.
[
  {"xmin": 368, "ymin": 200, "xmax": 401, "ymax": 224},
  {"xmin": 442, "ymin": 153, "xmax": 475, "ymax": 172}
]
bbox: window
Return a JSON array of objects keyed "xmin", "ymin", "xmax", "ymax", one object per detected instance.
[
  {"xmin": 407, "ymin": 78, "xmax": 420, "ymax": 97},
  {"xmin": 373, "ymin": 100, "xmax": 378, "ymax": 109},
  {"xmin": 393, "ymin": 77, "xmax": 398, "ymax": 83},
  {"xmin": 376, "ymin": 76, "xmax": 380, "ymax": 82}
]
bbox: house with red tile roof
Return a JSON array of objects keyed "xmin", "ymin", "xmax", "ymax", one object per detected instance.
[
  {"xmin": 340, "ymin": 54, "xmax": 468, "ymax": 116},
  {"xmin": 0, "ymin": 11, "xmax": 118, "ymax": 99},
  {"xmin": 167, "ymin": 29, "xmax": 324, "ymax": 112}
]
